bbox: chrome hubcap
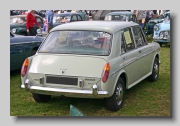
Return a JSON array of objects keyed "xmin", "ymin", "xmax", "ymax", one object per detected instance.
[
  {"xmin": 154, "ymin": 63, "xmax": 159, "ymax": 78},
  {"xmin": 116, "ymin": 84, "xmax": 123, "ymax": 105}
]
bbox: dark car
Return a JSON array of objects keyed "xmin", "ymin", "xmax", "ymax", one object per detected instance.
[
  {"xmin": 10, "ymin": 14, "xmax": 44, "ymax": 36},
  {"xmin": 53, "ymin": 12, "xmax": 83, "ymax": 27},
  {"xmin": 10, "ymin": 32, "xmax": 44, "ymax": 71}
]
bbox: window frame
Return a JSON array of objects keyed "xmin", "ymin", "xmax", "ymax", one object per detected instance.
[
  {"xmin": 120, "ymin": 27, "xmax": 135, "ymax": 53},
  {"xmin": 131, "ymin": 26, "xmax": 148, "ymax": 48},
  {"xmin": 77, "ymin": 14, "xmax": 82, "ymax": 21}
]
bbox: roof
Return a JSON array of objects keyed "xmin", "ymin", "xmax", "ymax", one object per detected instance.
[
  {"xmin": 51, "ymin": 21, "xmax": 139, "ymax": 34},
  {"xmin": 10, "ymin": 14, "xmax": 42, "ymax": 18},
  {"xmin": 106, "ymin": 11, "xmax": 134, "ymax": 16},
  {"xmin": 54, "ymin": 12, "xmax": 79, "ymax": 16}
]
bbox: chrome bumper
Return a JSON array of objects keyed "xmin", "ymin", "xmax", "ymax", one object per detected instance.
[
  {"xmin": 21, "ymin": 80, "xmax": 109, "ymax": 98},
  {"xmin": 153, "ymin": 36, "xmax": 170, "ymax": 41}
]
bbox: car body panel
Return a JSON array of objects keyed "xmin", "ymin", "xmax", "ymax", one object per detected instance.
[
  {"xmin": 10, "ymin": 32, "xmax": 44, "ymax": 71},
  {"xmin": 21, "ymin": 21, "xmax": 160, "ymax": 99}
]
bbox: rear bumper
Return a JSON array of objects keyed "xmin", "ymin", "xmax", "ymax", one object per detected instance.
[{"xmin": 21, "ymin": 79, "xmax": 109, "ymax": 98}]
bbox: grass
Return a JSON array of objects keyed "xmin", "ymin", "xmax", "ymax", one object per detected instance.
[{"xmin": 10, "ymin": 38, "xmax": 170, "ymax": 116}]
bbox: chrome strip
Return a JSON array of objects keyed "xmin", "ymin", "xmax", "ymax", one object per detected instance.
[
  {"xmin": 21, "ymin": 84, "xmax": 109, "ymax": 98},
  {"xmin": 109, "ymin": 49, "xmax": 158, "ymax": 77},
  {"xmin": 10, "ymin": 41, "xmax": 41, "ymax": 45}
]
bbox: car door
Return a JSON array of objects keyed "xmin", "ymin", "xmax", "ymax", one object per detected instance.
[
  {"xmin": 10, "ymin": 33, "xmax": 25, "ymax": 71},
  {"xmin": 131, "ymin": 26, "xmax": 154, "ymax": 78},
  {"xmin": 120, "ymin": 27, "xmax": 141, "ymax": 87}
]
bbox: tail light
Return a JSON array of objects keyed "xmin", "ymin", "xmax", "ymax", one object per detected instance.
[
  {"xmin": 101, "ymin": 63, "xmax": 110, "ymax": 83},
  {"xmin": 21, "ymin": 58, "xmax": 29, "ymax": 77}
]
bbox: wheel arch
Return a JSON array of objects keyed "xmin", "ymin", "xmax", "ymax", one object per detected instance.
[{"xmin": 113, "ymin": 70, "xmax": 128, "ymax": 91}]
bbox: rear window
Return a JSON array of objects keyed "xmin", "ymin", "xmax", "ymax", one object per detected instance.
[{"xmin": 38, "ymin": 30, "xmax": 112, "ymax": 56}]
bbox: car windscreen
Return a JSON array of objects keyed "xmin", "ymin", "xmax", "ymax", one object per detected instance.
[
  {"xmin": 53, "ymin": 15, "xmax": 71, "ymax": 23},
  {"xmin": 105, "ymin": 15, "xmax": 131, "ymax": 21},
  {"xmin": 38, "ymin": 30, "xmax": 112, "ymax": 56},
  {"xmin": 10, "ymin": 17, "xmax": 26, "ymax": 24}
]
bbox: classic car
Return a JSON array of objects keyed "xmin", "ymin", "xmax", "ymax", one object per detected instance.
[
  {"xmin": 10, "ymin": 32, "xmax": 44, "ymax": 71},
  {"xmin": 149, "ymin": 11, "xmax": 170, "ymax": 24},
  {"xmin": 20, "ymin": 21, "xmax": 160, "ymax": 111},
  {"xmin": 153, "ymin": 11, "xmax": 170, "ymax": 46},
  {"xmin": 104, "ymin": 11, "xmax": 137, "ymax": 23},
  {"xmin": 10, "ymin": 14, "xmax": 44, "ymax": 36},
  {"xmin": 53, "ymin": 12, "xmax": 83, "ymax": 27}
]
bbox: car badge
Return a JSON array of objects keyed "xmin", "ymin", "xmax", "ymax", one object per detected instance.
[{"xmin": 60, "ymin": 69, "xmax": 67, "ymax": 74}]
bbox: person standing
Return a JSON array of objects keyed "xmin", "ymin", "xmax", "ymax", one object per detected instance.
[
  {"xmin": 26, "ymin": 10, "xmax": 41, "ymax": 36},
  {"xmin": 136, "ymin": 10, "xmax": 144, "ymax": 24},
  {"xmin": 85, "ymin": 12, "xmax": 89, "ymax": 20},
  {"xmin": 153, "ymin": 10, "xmax": 157, "ymax": 18},
  {"xmin": 143, "ymin": 10, "xmax": 150, "ymax": 30},
  {"xmin": 46, "ymin": 10, "xmax": 54, "ymax": 33}
]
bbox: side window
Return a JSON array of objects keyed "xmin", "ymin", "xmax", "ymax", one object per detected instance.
[
  {"xmin": 132, "ymin": 26, "xmax": 147, "ymax": 47},
  {"xmin": 77, "ymin": 15, "xmax": 82, "ymax": 21},
  {"xmin": 36, "ymin": 17, "xmax": 43, "ymax": 24},
  {"xmin": 121, "ymin": 31, "xmax": 126, "ymax": 54},
  {"xmin": 122, "ymin": 27, "xmax": 135, "ymax": 51},
  {"xmin": 71, "ymin": 15, "xmax": 77, "ymax": 21}
]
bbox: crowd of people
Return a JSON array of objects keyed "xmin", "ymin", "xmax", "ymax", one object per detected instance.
[{"xmin": 10, "ymin": 10, "xmax": 169, "ymax": 36}]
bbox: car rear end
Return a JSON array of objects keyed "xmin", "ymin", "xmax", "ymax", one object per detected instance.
[{"xmin": 21, "ymin": 30, "xmax": 113, "ymax": 99}]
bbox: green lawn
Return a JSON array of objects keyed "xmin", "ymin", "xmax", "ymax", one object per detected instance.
[{"xmin": 10, "ymin": 42, "xmax": 170, "ymax": 116}]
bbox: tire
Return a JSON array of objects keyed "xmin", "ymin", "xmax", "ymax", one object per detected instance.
[
  {"xmin": 106, "ymin": 78, "xmax": 125, "ymax": 111},
  {"xmin": 31, "ymin": 50, "xmax": 37, "ymax": 56},
  {"xmin": 32, "ymin": 93, "xmax": 51, "ymax": 102},
  {"xmin": 148, "ymin": 57, "xmax": 159, "ymax": 82}
]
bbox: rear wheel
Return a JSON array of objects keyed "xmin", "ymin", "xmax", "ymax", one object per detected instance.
[
  {"xmin": 32, "ymin": 93, "xmax": 51, "ymax": 102},
  {"xmin": 106, "ymin": 78, "xmax": 125, "ymax": 111},
  {"xmin": 148, "ymin": 57, "xmax": 159, "ymax": 82}
]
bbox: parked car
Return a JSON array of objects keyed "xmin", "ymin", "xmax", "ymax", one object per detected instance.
[
  {"xmin": 153, "ymin": 11, "xmax": 170, "ymax": 46},
  {"xmin": 20, "ymin": 21, "xmax": 160, "ymax": 111},
  {"xmin": 10, "ymin": 32, "xmax": 44, "ymax": 71},
  {"xmin": 53, "ymin": 12, "xmax": 83, "ymax": 27},
  {"xmin": 149, "ymin": 11, "xmax": 170, "ymax": 24},
  {"xmin": 10, "ymin": 14, "xmax": 44, "ymax": 36},
  {"xmin": 104, "ymin": 11, "xmax": 137, "ymax": 23}
]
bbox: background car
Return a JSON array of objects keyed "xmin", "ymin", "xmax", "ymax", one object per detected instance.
[
  {"xmin": 149, "ymin": 11, "xmax": 170, "ymax": 24},
  {"xmin": 153, "ymin": 11, "xmax": 170, "ymax": 46},
  {"xmin": 10, "ymin": 32, "xmax": 44, "ymax": 71},
  {"xmin": 10, "ymin": 14, "xmax": 44, "ymax": 36},
  {"xmin": 53, "ymin": 12, "xmax": 83, "ymax": 27},
  {"xmin": 104, "ymin": 11, "xmax": 137, "ymax": 22},
  {"xmin": 20, "ymin": 21, "xmax": 160, "ymax": 111}
]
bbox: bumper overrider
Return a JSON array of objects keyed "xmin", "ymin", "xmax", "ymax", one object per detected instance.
[{"xmin": 21, "ymin": 79, "xmax": 109, "ymax": 98}]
